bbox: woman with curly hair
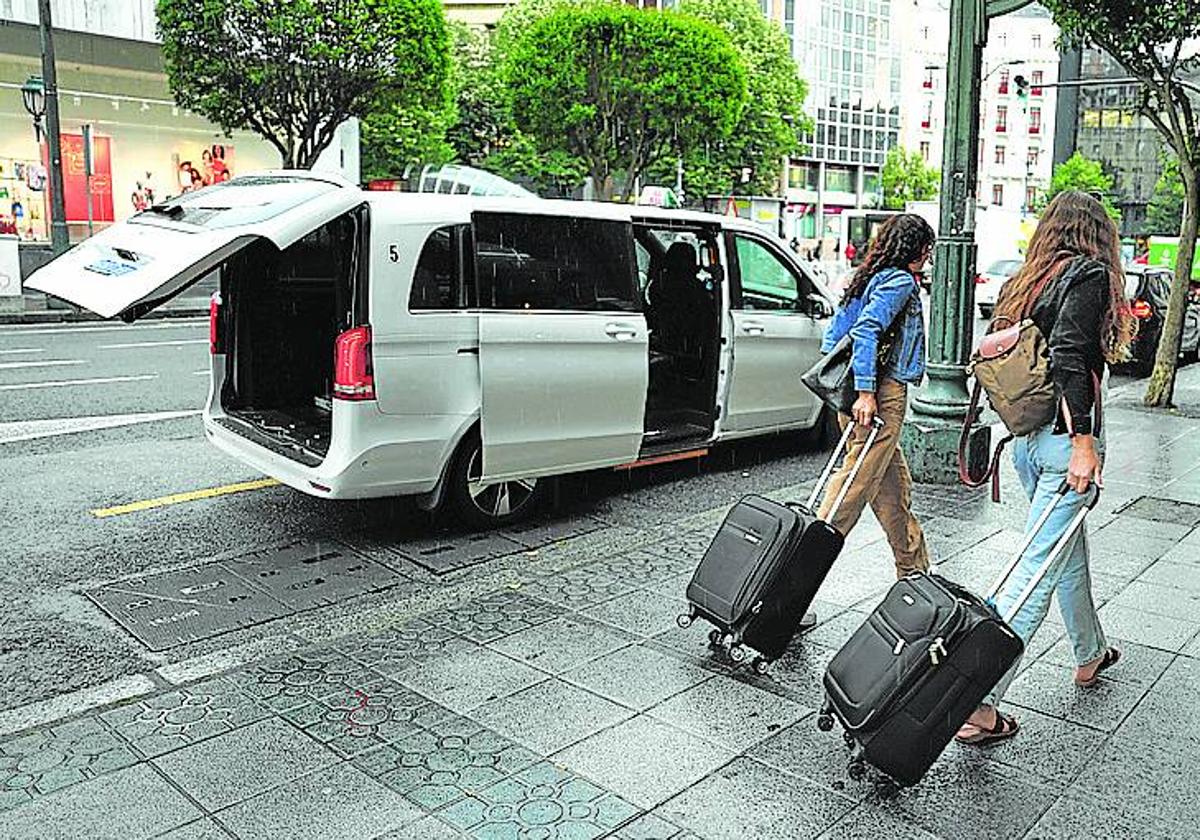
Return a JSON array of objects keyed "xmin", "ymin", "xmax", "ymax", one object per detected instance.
[
  {"xmin": 816, "ymin": 213, "xmax": 936, "ymax": 579},
  {"xmin": 956, "ymin": 190, "xmax": 1137, "ymax": 746}
]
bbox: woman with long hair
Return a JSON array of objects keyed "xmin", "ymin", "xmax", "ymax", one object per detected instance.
[
  {"xmin": 956, "ymin": 190, "xmax": 1136, "ymax": 745},
  {"xmin": 817, "ymin": 213, "xmax": 937, "ymax": 579}
]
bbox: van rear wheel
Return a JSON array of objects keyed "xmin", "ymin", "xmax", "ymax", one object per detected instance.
[{"xmin": 447, "ymin": 436, "xmax": 545, "ymax": 529}]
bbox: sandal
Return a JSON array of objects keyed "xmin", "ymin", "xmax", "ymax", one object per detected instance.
[
  {"xmin": 1075, "ymin": 647, "xmax": 1121, "ymax": 688},
  {"xmin": 955, "ymin": 710, "xmax": 1019, "ymax": 746}
]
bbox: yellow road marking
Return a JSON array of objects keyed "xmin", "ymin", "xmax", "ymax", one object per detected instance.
[{"xmin": 91, "ymin": 478, "xmax": 281, "ymax": 518}]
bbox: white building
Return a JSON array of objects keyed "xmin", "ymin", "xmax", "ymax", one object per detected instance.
[{"xmin": 901, "ymin": 0, "xmax": 1060, "ymax": 215}]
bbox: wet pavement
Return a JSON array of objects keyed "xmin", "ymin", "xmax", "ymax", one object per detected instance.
[{"xmin": 4, "ymin": 368, "xmax": 1200, "ymax": 838}]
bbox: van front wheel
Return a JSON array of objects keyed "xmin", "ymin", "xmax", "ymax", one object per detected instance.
[{"xmin": 447, "ymin": 437, "xmax": 545, "ymax": 529}]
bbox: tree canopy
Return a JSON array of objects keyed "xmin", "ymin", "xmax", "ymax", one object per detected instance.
[
  {"xmin": 879, "ymin": 146, "xmax": 939, "ymax": 210},
  {"xmin": 1147, "ymin": 155, "xmax": 1185, "ymax": 236},
  {"xmin": 158, "ymin": 0, "xmax": 450, "ymax": 169},
  {"xmin": 661, "ymin": 0, "xmax": 811, "ymax": 199},
  {"xmin": 504, "ymin": 1, "xmax": 747, "ymax": 200},
  {"xmin": 1040, "ymin": 151, "xmax": 1121, "ymax": 222}
]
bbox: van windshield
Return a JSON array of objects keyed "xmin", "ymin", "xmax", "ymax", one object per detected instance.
[{"xmin": 130, "ymin": 176, "xmax": 342, "ymax": 231}]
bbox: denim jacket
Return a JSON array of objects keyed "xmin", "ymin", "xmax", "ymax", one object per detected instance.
[{"xmin": 821, "ymin": 268, "xmax": 926, "ymax": 392}]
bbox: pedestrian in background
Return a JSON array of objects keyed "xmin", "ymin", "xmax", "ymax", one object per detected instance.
[
  {"xmin": 817, "ymin": 214, "xmax": 935, "ymax": 579},
  {"xmin": 956, "ymin": 190, "xmax": 1136, "ymax": 745}
]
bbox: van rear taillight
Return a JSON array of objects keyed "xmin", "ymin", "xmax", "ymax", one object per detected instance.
[
  {"xmin": 209, "ymin": 292, "xmax": 222, "ymax": 355},
  {"xmin": 333, "ymin": 325, "xmax": 375, "ymax": 400}
]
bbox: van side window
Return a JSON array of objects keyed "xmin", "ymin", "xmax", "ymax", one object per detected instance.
[
  {"xmin": 410, "ymin": 225, "xmax": 472, "ymax": 311},
  {"xmin": 472, "ymin": 212, "xmax": 637, "ymax": 312},
  {"xmin": 734, "ymin": 236, "xmax": 802, "ymax": 312}
]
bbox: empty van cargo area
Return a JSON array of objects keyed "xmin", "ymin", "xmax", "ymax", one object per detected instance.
[{"xmin": 217, "ymin": 210, "xmax": 365, "ymax": 464}]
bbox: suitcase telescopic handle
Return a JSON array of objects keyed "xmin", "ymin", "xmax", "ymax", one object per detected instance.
[
  {"xmin": 985, "ymin": 481, "xmax": 1101, "ymax": 622},
  {"xmin": 804, "ymin": 415, "xmax": 885, "ymax": 519}
]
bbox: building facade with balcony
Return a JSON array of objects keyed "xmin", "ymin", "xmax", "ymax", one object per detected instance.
[{"xmin": 901, "ymin": 0, "xmax": 1059, "ymax": 217}]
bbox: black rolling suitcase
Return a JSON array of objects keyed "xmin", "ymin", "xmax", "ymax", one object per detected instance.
[
  {"xmin": 679, "ymin": 417, "xmax": 884, "ymax": 673},
  {"xmin": 818, "ymin": 481, "xmax": 1099, "ymax": 788}
]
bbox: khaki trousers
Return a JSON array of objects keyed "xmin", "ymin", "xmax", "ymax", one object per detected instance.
[{"xmin": 817, "ymin": 378, "xmax": 931, "ymax": 578}]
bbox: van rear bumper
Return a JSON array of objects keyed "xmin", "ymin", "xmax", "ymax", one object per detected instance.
[{"xmin": 202, "ymin": 405, "xmax": 470, "ymax": 500}]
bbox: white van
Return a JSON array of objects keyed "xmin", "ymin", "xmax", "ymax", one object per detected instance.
[{"xmin": 28, "ymin": 172, "xmax": 837, "ymax": 527}]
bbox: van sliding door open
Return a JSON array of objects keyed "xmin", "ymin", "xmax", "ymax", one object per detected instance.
[{"xmin": 474, "ymin": 210, "xmax": 649, "ymax": 483}]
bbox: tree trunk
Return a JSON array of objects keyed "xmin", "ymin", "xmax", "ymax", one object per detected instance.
[{"xmin": 1145, "ymin": 162, "xmax": 1200, "ymax": 407}]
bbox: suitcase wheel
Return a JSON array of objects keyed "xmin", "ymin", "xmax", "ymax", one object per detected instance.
[
  {"xmin": 816, "ymin": 713, "xmax": 835, "ymax": 732},
  {"xmin": 728, "ymin": 644, "xmax": 747, "ymax": 664},
  {"xmin": 676, "ymin": 612, "xmax": 694, "ymax": 629},
  {"xmin": 751, "ymin": 657, "xmax": 771, "ymax": 675},
  {"xmin": 847, "ymin": 760, "xmax": 867, "ymax": 782},
  {"xmin": 873, "ymin": 777, "xmax": 900, "ymax": 799},
  {"xmin": 842, "ymin": 730, "xmax": 856, "ymax": 748},
  {"xmin": 708, "ymin": 629, "xmax": 723, "ymax": 647}
]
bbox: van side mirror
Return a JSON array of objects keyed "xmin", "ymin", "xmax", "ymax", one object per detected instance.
[{"xmin": 807, "ymin": 293, "xmax": 834, "ymax": 319}]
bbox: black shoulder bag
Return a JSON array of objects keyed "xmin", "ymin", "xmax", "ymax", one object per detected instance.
[{"xmin": 801, "ymin": 290, "xmax": 910, "ymax": 416}]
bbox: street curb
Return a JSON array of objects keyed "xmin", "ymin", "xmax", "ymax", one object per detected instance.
[{"xmin": 0, "ymin": 307, "xmax": 208, "ymax": 325}]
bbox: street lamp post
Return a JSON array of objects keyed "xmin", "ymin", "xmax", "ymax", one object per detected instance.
[
  {"xmin": 901, "ymin": 0, "xmax": 1035, "ymax": 483},
  {"xmin": 35, "ymin": 0, "xmax": 69, "ymax": 255}
]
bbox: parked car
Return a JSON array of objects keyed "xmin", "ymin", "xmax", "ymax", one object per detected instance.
[
  {"xmin": 1123, "ymin": 265, "xmax": 1200, "ymax": 376},
  {"xmin": 974, "ymin": 258, "xmax": 1024, "ymax": 320},
  {"xmin": 27, "ymin": 172, "xmax": 839, "ymax": 528}
]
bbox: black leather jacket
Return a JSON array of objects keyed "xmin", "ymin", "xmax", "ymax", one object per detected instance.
[{"xmin": 1030, "ymin": 257, "xmax": 1108, "ymax": 436}]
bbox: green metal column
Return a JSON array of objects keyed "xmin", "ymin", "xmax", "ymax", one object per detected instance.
[{"xmin": 903, "ymin": 0, "xmax": 1032, "ymax": 483}]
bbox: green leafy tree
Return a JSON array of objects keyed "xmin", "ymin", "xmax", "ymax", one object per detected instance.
[
  {"xmin": 879, "ymin": 146, "xmax": 940, "ymax": 210},
  {"xmin": 651, "ymin": 0, "xmax": 811, "ymax": 200},
  {"xmin": 504, "ymin": 2, "xmax": 747, "ymax": 201},
  {"xmin": 1147, "ymin": 155, "xmax": 1185, "ymax": 236},
  {"xmin": 1039, "ymin": 151, "xmax": 1121, "ymax": 222},
  {"xmin": 1043, "ymin": 0, "xmax": 1200, "ymax": 407},
  {"xmin": 157, "ymin": 0, "xmax": 450, "ymax": 169}
]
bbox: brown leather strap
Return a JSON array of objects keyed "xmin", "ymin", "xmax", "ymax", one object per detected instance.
[{"xmin": 957, "ymin": 380, "xmax": 1014, "ymax": 503}]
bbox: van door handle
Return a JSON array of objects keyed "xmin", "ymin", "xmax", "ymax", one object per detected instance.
[
  {"xmin": 741, "ymin": 322, "xmax": 766, "ymax": 336},
  {"xmin": 605, "ymin": 323, "xmax": 639, "ymax": 341}
]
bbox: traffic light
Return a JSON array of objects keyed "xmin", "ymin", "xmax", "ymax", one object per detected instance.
[{"xmin": 1014, "ymin": 75, "xmax": 1030, "ymax": 107}]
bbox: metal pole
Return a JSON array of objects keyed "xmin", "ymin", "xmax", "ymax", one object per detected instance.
[
  {"xmin": 82, "ymin": 123, "xmax": 94, "ymax": 238},
  {"xmin": 37, "ymin": 0, "xmax": 69, "ymax": 255},
  {"xmin": 1053, "ymin": 45, "xmax": 1082, "ymax": 167},
  {"xmin": 902, "ymin": 0, "xmax": 1034, "ymax": 483}
]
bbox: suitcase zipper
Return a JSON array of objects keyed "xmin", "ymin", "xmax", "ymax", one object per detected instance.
[{"xmin": 928, "ymin": 636, "xmax": 948, "ymax": 666}]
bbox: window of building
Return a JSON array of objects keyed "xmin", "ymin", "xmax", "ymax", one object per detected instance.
[
  {"xmin": 410, "ymin": 225, "xmax": 475, "ymax": 311},
  {"xmin": 472, "ymin": 213, "xmax": 638, "ymax": 312},
  {"xmin": 923, "ymin": 68, "xmax": 934, "ymax": 89},
  {"xmin": 1032, "ymin": 33, "xmax": 1042, "ymax": 49},
  {"xmin": 921, "ymin": 25, "xmax": 930, "ymax": 41},
  {"xmin": 998, "ymin": 69, "xmax": 1010, "ymax": 95},
  {"xmin": 1029, "ymin": 106, "xmax": 1042, "ymax": 134},
  {"xmin": 788, "ymin": 162, "xmax": 820, "ymax": 190},
  {"xmin": 992, "ymin": 184, "xmax": 1004, "ymax": 206},
  {"xmin": 825, "ymin": 166, "xmax": 855, "ymax": 192},
  {"xmin": 919, "ymin": 141, "xmax": 931, "ymax": 161},
  {"xmin": 996, "ymin": 105, "xmax": 1008, "ymax": 132},
  {"xmin": 1025, "ymin": 185, "xmax": 1037, "ymax": 210},
  {"xmin": 1027, "ymin": 148, "xmax": 1039, "ymax": 168},
  {"xmin": 922, "ymin": 100, "xmax": 933, "ymax": 129},
  {"xmin": 1031, "ymin": 69, "xmax": 1044, "ymax": 96},
  {"xmin": 995, "ymin": 145, "xmax": 1006, "ymax": 165}
]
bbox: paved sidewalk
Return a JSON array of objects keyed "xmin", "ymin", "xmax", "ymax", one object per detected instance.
[{"xmin": 4, "ymin": 380, "xmax": 1200, "ymax": 839}]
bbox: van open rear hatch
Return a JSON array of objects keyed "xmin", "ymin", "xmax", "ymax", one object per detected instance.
[{"xmin": 214, "ymin": 207, "xmax": 369, "ymax": 465}]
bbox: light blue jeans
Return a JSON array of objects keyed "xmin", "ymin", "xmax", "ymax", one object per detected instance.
[{"xmin": 985, "ymin": 423, "xmax": 1108, "ymax": 706}]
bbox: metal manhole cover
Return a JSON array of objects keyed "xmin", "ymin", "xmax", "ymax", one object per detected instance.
[
  {"xmin": 390, "ymin": 532, "xmax": 524, "ymax": 575},
  {"xmin": 86, "ymin": 564, "xmax": 291, "ymax": 652},
  {"xmin": 1115, "ymin": 496, "xmax": 1200, "ymax": 527},
  {"xmin": 501, "ymin": 516, "xmax": 606, "ymax": 550},
  {"xmin": 227, "ymin": 540, "xmax": 404, "ymax": 610}
]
